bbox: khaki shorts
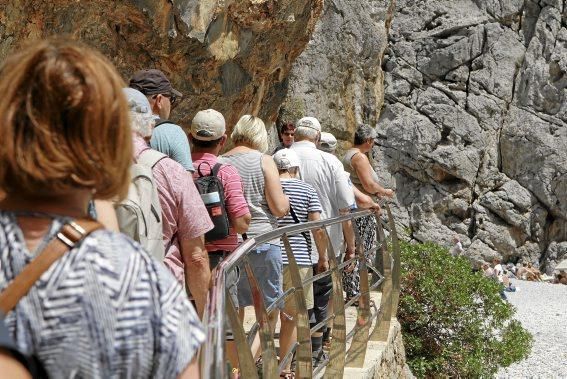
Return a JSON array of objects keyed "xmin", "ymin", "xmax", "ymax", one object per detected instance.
[{"xmin": 283, "ymin": 265, "xmax": 314, "ymax": 314}]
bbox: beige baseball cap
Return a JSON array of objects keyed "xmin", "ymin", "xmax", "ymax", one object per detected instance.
[
  {"xmin": 273, "ymin": 148, "xmax": 301, "ymax": 171},
  {"xmin": 319, "ymin": 132, "xmax": 337, "ymax": 152},
  {"xmin": 191, "ymin": 109, "xmax": 226, "ymax": 141},
  {"xmin": 296, "ymin": 116, "xmax": 321, "ymax": 132}
]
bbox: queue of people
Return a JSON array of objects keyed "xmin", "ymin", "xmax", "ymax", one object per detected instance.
[{"xmin": 0, "ymin": 39, "xmax": 394, "ymax": 378}]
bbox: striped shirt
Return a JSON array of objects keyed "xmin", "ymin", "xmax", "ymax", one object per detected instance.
[
  {"xmin": 278, "ymin": 179, "xmax": 322, "ymax": 266},
  {"xmin": 191, "ymin": 153, "xmax": 250, "ymax": 252},
  {"xmin": 219, "ymin": 151, "xmax": 279, "ymax": 241},
  {"xmin": 0, "ymin": 212, "xmax": 204, "ymax": 378}
]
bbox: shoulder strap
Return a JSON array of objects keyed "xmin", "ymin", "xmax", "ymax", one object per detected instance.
[
  {"xmin": 138, "ymin": 149, "xmax": 168, "ymax": 169},
  {"xmin": 211, "ymin": 163, "xmax": 223, "ymax": 177},
  {"xmin": 154, "ymin": 118, "xmax": 171, "ymax": 128},
  {"xmin": 0, "ymin": 219, "xmax": 103, "ymax": 315}
]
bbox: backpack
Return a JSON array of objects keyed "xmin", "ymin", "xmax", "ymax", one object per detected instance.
[
  {"xmin": 115, "ymin": 149, "xmax": 167, "ymax": 261},
  {"xmin": 194, "ymin": 162, "xmax": 230, "ymax": 242}
]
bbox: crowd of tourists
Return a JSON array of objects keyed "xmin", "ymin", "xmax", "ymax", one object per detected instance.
[{"xmin": 0, "ymin": 39, "xmax": 394, "ymax": 378}]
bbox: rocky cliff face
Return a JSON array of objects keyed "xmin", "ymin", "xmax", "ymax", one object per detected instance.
[
  {"xmin": 280, "ymin": 0, "xmax": 395, "ymax": 151},
  {"xmin": 1, "ymin": 0, "xmax": 565, "ymax": 271},
  {"xmin": 283, "ymin": 0, "xmax": 566, "ymax": 272},
  {"xmin": 0, "ymin": 0, "xmax": 323, "ymax": 129}
]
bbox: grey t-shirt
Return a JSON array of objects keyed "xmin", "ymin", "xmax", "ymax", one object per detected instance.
[{"xmin": 150, "ymin": 121, "xmax": 194, "ymax": 172}]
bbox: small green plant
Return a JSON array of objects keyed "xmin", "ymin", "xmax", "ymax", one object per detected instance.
[{"xmin": 397, "ymin": 241, "xmax": 532, "ymax": 378}]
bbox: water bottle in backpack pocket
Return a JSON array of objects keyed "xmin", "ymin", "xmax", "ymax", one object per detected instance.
[{"xmin": 194, "ymin": 162, "xmax": 230, "ymax": 242}]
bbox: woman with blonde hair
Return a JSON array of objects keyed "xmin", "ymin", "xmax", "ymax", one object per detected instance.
[
  {"xmin": 0, "ymin": 39, "xmax": 203, "ymax": 378},
  {"xmin": 220, "ymin": 115, "xmax": 289, "ymax": 355}
]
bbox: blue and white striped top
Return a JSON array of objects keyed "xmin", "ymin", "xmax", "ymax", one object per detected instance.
[
  {"xmin": 278, "ymin": 179, "xmax": 323, "ymax": 266},
  {"xmin": 0, "ymin": 211, "xmax": 204, "ymax": 378}
]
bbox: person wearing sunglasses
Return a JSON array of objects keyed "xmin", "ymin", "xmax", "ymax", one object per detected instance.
[
  {"xmin": 129, "ymin": 69, "xmax": 195, "ymax": 172},
  {"xmin": 273, "ymin": 121, "xmax": 296, "ymax": 154}
]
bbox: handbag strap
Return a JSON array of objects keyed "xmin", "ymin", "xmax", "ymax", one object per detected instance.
[
  {"xmin": 289, "ymin": 205, "xmax": 310, "ymax": 244},
  {"xmin": 0, "ymin": 218, "xmax": 103, "ymax": 315}
]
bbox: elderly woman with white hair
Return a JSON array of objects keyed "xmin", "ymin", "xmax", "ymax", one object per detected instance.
[
  {"xmin": 342, "ymin": 124, "xmax": 395, "ymax": 303},
  {"xmin": 220, "ymin": 115, "xmax": 289, "ymax": 352}
]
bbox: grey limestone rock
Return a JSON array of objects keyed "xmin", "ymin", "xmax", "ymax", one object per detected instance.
[
  {"xmin": 284, "ymin": 0, "xmax": 566, "ymax": 271},
  {"xmin": 279, "ymin": 0, "xmax": 394, "ymax": 148}
]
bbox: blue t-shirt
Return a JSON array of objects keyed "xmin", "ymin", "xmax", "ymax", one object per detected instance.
[{"xmin": 150, "ymin": 121, "xmax": 194, "ymax": 171}]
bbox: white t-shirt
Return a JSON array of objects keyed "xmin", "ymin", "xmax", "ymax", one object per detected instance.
[
  {"xmin": 291, "ymin": 141, "xmax": 356, "ymax": 257},
  {"xmin": 493, "ymin": 264, "xmax": 504, "ymax": 282}
]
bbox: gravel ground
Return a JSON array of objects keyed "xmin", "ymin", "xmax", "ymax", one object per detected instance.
[{"xmin": 497, "ymin": 279, "xmax": 567, "ymax": 378}]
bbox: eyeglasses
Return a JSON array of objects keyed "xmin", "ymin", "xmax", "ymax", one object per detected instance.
[{"xmin": 152, "ymin": 93, "xmax": 178, "ymax": 107}]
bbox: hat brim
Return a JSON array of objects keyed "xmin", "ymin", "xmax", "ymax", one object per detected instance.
[{"xmin": 171, "ymin": 88, "xmax": 182, "ymax": 98}]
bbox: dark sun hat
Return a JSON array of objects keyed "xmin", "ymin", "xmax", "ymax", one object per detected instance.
[{"xmin": 129, "ymin": 69, "xmax": 182, "ymax": 98}]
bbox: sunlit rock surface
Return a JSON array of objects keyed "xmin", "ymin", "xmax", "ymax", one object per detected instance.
[{"xmin": 0, "ymin": 0, "xmax": 323, "ymax": 129}]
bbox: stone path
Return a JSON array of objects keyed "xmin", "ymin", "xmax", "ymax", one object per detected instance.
[{"xmin": 497, "ymin": 279, "xmax": 567, "ymax": 378}]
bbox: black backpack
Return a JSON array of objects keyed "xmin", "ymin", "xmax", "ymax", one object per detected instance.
[{"xmin": 194, "ymin": 162, "xmax": 230, "ymax": 242}]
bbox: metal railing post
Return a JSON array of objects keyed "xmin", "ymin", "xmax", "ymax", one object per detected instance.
[
  {"xmin": 322, "ymin": 227, "xmax": 347, "ymax": 378},
  {"xmin": 244, "ymin": 259, "xmax": 279, "ymax": 378},
  {"xmin": 384, "ymin": 204, "xmax": 401, "ymax": 315},
  {"xmin": 370, "ymin": 213, "xmax": 393, "ymax": 342},
  {"xmin": 225, "ymin": 289, "xmax": 258, "ymax": 379},
  {"xmin": 345, "ymin": 214, "xmax": 372, "ymax": 367},
  {"xmin": 201, "ymin": 208, "xmax": 401, "ymax": 378},
  {"xmin": 281, "ymin": 234, "xmax": 313, "ymax": 378}
]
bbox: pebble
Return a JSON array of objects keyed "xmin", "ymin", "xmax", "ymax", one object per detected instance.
[{"xmin": 496, "ymin": 279, "xmax": 567, "ymax": 378}]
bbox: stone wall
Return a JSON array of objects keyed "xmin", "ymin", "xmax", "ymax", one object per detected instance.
[
  {"xmin": 343, "ymin": 320, "xmax": 413, "ymax": 379},
  {"xmin": 0, "ymin": 0, "xmax": 323, "ymax": 130},
  {"xmin": 283, "ymin": 0, "xmax": 567, "ymax": 273}
]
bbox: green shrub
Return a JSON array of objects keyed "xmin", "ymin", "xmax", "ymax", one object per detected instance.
[{"xmin": 397, "ymin": 241, "xmax": 532, "ymax": 378}]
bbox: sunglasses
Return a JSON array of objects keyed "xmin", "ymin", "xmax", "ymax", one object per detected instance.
[{"xmin": 153, "ymin": 93, "xmax": 178, "ymax": 107}]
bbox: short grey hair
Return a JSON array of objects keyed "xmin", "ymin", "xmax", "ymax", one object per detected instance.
[
  {"xmin": 129, "ymin": 111, "xmax": 154, "ymax": 139},
  {"xmin": 231, "ymin": 115, "xmax": 269, "ymax": 152},
  {"xmin": 353, "ymin": 124, "xmax": 377, "ymax": 145},
  {"xmin": 294, "ymin": 126, "xmax": 319, "ymax": 142}
]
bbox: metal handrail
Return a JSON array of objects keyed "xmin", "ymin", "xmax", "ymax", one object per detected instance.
[{"xmin": 200, "ymin": 204, "xmax": 401, "ymax": 378}]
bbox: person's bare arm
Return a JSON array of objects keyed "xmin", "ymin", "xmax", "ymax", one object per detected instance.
[
  {"xmin": 351, "ymin": 153, "xmax": 394, "ymax": 198},
  {"xmin": 231, "ymin": 213, "xmax": 251, "ymax": 235},
  {"xmin": 308, "ymin": 212, "xmax": 328, "ymax": 273},
  {"xmin": 262, "ymin": 155, "xmax": 290, "ymax": 217},
  {"xmin": 0, "ymin": 351, "xmax": 31, "ymax": 379},
  {"xmin": 353, "ymin": 186, "xmax": 381, "ymax": 213},
  {"xmin": 178, "ymin": 357, "xmax": 200, "ymax": 379},
  {"xmin": 94, "ymin": 200, "xmax": 120, "ymax": 231},
  {"xmin": 180, "ymin": 236, "xmax": 210, "ymax": 318}
]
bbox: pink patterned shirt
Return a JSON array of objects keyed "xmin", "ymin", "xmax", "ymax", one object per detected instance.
[{"xmin": 133, "ymin": 135, "xmax": 213, "ymax": 283}]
